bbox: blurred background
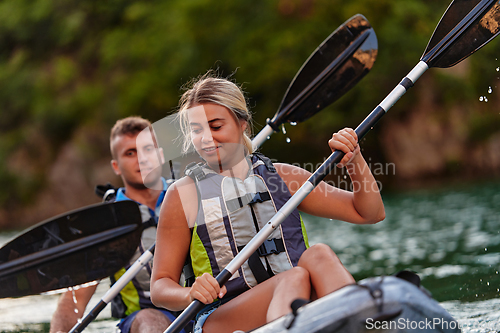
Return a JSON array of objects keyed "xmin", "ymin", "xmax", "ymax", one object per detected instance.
[
  {"xmin": 0, "ymin": 0, "xmax": 499, "ymax": 331},
  {"xmin": 0, "ymin": 0, "xmax": 499, "ymax": 230}
]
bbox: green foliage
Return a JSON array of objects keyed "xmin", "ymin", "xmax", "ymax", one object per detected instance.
[{"xmin": 0, "ymin": 0, "xmax": 499, "ymax": 207}]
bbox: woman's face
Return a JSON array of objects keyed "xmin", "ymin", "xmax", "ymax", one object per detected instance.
[{"xmin": 187, "ymin": 103, "xmax": 247, "ymax": 171}]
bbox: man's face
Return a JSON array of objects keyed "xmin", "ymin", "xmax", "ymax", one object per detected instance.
[{"xmin": 111, "ymin": 131, "xmax": 164, "ymax": 190}]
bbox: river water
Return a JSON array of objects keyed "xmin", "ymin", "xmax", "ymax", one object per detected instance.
[{"xmin": 0, "ymin": 181, "xmax": 499, "ymax": 332}]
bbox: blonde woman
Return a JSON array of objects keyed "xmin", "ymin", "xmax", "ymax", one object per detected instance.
[{"xmin": 151, "ymin": 75, "xmax": 385, "ymax": 333}]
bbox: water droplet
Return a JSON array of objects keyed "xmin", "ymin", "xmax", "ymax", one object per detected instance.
[
  {"xmin": 488, "ymin": 86, "xmax": 492, "ymax": 94},
  {"xmin": 487, "ymin": 282, "xmax": 490, "ymax": 286},
  {"xmin": 290, "ymin": 122, "xmax": 297, "ymax": 126},
  {"xmin": 266, "ymin": 136, "xmax": 271, "ymax": 140},
  {"xmin": 484, "ymin": 97, "xmax": 488, "ymax": 102},
  {"xmin": 281, "ymin": 124, "xmax": 286, "ymax": 135},
  {"xmin": 286, "ymin": 137, "xmax": 291, "ymax": 143},
  {"xmin": 497, "ymin": 67, "xmax": 500, "ymax": 72},
  {"xmin": 479, "ymin": 96, "xmax": 484, "ymax": 101},
  {"xmin": 485, "ymin": 247, "xmax": 488, "ymax": 251},
  {"xmin": 475, "ymin": 294, "xmax": 478, "ymax": 297},
  {"xmin": 343, "ymin": 175, "xmax": 347, "ymax": 179},
  {"xmin": 70, "ymin": 287, "xmax": 78, "ymax": 314}
]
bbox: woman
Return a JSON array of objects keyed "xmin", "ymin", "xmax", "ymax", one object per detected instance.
[{"xmin": 151, "ymin": 75, "xmax": 385, "ymax": 333}]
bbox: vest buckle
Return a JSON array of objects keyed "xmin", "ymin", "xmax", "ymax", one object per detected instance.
[{"xmin": 258, "ymin": 238, "xmax": 282, "ymax": 256}]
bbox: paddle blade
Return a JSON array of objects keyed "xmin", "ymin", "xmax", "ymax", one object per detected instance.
[
  {"xmin": 0, "ymin": 201, "xmax": 142, "ymax": 298},
  {"xmin": 272, "ymin": 14, "xmax": 377, "ymax": 125},
  {"xmin": 422, "ymin": 0, "xmax": 500, "ymax": 68}
]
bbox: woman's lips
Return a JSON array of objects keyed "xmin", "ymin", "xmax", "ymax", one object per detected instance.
[{"xmin": 202, "ymin": 146, "xmax": 220, "ymax": 155}]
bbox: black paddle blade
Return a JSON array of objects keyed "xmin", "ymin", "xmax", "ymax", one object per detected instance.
[
  {"xmin": 0, "ymin": 201, "xmax": 142, "ymax": 298},
  {"xmin": 271, "ymin": 14, "xmax": 377, "ymax": 125},
  {"xmin": 422, "ymin": 0, "xmax": 500, "ymax": 68}
]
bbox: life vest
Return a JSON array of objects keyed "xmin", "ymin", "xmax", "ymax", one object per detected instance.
[
  {"xmin": 99, "ymin": 179, "xmax": 168, "ymax": 318},
  {"xmin": 186, "ymin": 153, "xmax": 309, "ymax": 298}
]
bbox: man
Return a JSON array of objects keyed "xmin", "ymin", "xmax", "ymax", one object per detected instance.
[{"xmin": 50, "ymin": 116, "xmax": 190, "ymax": 333}]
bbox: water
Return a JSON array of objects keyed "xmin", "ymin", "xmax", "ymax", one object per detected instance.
[
  {"xmin": 0, "ymin": 182, "xmax": 499, "ymax": 332},
  {"xmin": 304, "ymin": 181, "xmax": 500, "ymax": 332}
]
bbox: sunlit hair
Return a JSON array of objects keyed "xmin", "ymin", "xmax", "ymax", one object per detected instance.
[
  {"xmin": 109, "ymin": 116, "xmax": 151, "ymax": 158},
  {"xmin": 177, "ymin": 73, "xmax": 253, "ymax": 155}
]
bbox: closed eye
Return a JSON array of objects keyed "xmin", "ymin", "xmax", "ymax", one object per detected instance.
[{"xmin": 191, "ymin": 127, "xmax": 202, "ymax": 134}]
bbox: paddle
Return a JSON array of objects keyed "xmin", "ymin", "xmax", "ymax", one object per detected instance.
[
  {"xmin": 164, "ymin": 1, "xmax": 500, "ymax": 332},
  {"xmin": 251, "ymin": 14, "xmax": 377, "ymax": 149},
  {"xmin": 0, "ymin": 200, "xmax": 142, "ymax": 299},
  {"xmin": 68, "ymin": 15, "xmax": 378, "ymax": 333}
]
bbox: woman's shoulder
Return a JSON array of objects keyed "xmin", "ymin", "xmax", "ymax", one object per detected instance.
[
  {"xmin": 165, "ymin": 175, "xmax": 199, "ymax": 228},
  {"xmin": 167, "ymin": 175, "xmax": 197, "ymax": 197}
]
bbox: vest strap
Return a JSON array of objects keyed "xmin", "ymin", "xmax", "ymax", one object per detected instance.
[
  {"xmin": 253, "ymin": 153, "xmax": 276, "ymax": 172},
  {"xmin": 185, "ymin": 162, "xmax": 206, "ymax": 181},
  {"xmin": 248, "ymin": 250, "xmax": 272, "ymax": 284},
  {"xmin": 142, "ymin": 217, "xmax": 157, "ymax": 229},
  {"xmin": 238, "ymin": 238, "xmax": 286, "ymax": 284},
  {"xmin": 183, "ymin": 256, "xmax": 195, "ymax": 287},
  {"xmin": 226, "ymin": 191, "xmax": 271, "ymax": 212}
]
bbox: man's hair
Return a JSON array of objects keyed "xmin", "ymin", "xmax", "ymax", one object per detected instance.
[{"xmin": 110, "ymin": 116, "xmax": 151, "ymax": 158}]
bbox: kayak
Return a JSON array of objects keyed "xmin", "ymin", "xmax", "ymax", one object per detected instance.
[{"xmin": 248, "ymin": 272, "xmax": 460, "ymax": 333}]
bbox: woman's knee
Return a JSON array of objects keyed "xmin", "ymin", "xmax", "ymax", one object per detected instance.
[
  {"xmin": 288, "ymin": 266, "xmax": 310, "ymax": 285},
  {"xmin": 299, "ymin": 243, "xmax": 341, "ymax": 266},
  {"xmin": 131, "ymin": 308, "xmax": 172, "ymax": 331},
  {"xmin": 272, "ymin": 266, "xmax": 311, "ymax": 301}
]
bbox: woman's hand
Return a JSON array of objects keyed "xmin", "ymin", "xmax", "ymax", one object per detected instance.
[
  {"xmin": 189, "ymin": 273, "xmax": 227, "ymax": 304},
  {"xmin": 328, "ymin": 128, "xmax": 360, "ymax": 168}
]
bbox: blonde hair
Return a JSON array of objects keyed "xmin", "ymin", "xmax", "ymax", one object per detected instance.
[{"xmin": 177, "ymin": 74, "xmax": 253, "ymax": 155}]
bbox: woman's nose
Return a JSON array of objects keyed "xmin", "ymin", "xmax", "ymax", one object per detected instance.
[{"xmin": 201, "ymin": 130, "xmax": 213, "ymax": 143}]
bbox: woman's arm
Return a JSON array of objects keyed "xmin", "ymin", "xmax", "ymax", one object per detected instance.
[
  {"xmin": 276, "ymin": 128, "xmax": 385, "ymax": 224},
  {"xmin": 150, "ymin": 177, "xmax": 227, "ymax": 311},
  {"xmin": 150, "ymin": 179, "xmax": 195, "ymax": 311}
]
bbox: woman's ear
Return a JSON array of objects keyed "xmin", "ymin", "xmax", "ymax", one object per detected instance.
[{"xmin": 240, "ymin": 119, "xmax": 248, "ymax": 132}]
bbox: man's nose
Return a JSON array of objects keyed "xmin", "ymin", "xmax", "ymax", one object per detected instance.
[{"xmin": 138, "ymin": 152, "xmax": 149, "ymax": 164}]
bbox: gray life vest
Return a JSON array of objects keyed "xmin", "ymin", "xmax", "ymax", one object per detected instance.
[{"xmin": 186, "ymin": 153, "xmax": 309, "ymax": 298}]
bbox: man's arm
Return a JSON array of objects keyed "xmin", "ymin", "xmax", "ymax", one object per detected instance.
[{"xmin": 50, "ymin": 283, "xmax": 98, "ymax": 333}]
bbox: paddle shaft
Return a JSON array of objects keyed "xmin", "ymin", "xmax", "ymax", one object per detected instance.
[{"xmin": 68, "ymin": 243, "xmax": 155, "ymax": 333}]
